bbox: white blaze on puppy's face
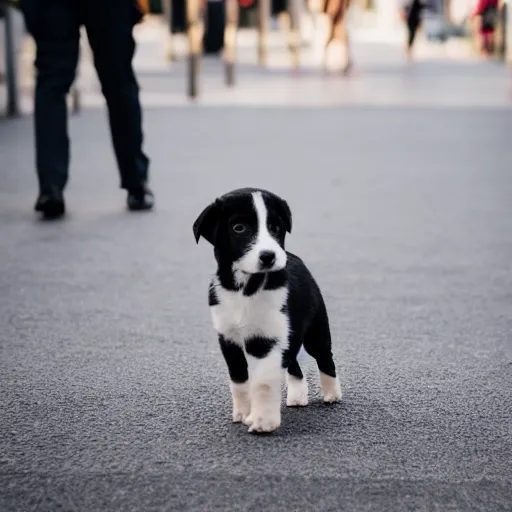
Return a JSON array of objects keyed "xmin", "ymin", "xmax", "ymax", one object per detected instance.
[{"xmin": 234, "ymin": 191, "xmax": 287, "ymax": 275}]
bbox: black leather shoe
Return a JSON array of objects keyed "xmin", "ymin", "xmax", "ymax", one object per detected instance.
[
  {"xmin": 34, "ymin": 188, "xmax": 65, "ymax": 219},
  {"xmin": 127, "ymin": 183, "xmax": 154, "ymax": 211}
]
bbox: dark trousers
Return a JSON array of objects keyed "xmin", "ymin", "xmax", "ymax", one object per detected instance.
[
  {"xmin": 20, "ymin": 0, "xmax": 149, "ymax": 194},
  {"xmin": 406, "ymin": 0, "xmax": 424, "ymax": 48}
]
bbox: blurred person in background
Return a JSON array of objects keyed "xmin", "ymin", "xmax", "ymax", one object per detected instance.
[
  {"xmin": 322, "ymin": 0, "xmax": 354, "ymax": 74},
  {"xmin": 400, "ymin": 0, "xmax": 428, "ymax": 61},
  {"xmin": 470, "ymin": 0, "xmax": 499, "ymax": 55},
  {"xmin": 19, "ymin": 0, "xmax": 154, "ymax": 220}
]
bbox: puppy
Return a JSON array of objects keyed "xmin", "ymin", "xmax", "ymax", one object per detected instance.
[{"xmin": 193, "ymin": 188, "xmax": 342, "ymax": 433}]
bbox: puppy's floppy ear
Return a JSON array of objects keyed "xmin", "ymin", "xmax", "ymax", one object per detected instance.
[
  {"xmin": 276, "ymin": 197, "xmax": 292, "ymax": 234},
  {"xmin": 193, "ymin": 198, "xmax": 223, "ymax": 244}
]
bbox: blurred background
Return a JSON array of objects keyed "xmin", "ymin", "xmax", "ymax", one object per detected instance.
[
  {"xmin": 1, "ymin": 0, "xmax": 511, "ymax": 111},
  {"xmin": 1, "ymin": 1, "xmax": 511, "ymax": 511}
]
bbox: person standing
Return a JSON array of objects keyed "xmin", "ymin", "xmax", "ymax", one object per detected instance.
[
  {"xmin": 471, "ymin": 0, "xmax": 499, "ymax": 56},
  {"xmin": 20, "ymin": 0, "xmax": 154, "ymax": 219},
  {"xmin": 400, "ymin": 0, "xmax": 428, "ymax": 61},
  {"xmin": 322, "ymin": 0, "xmax": 354, "ymax": 74}
]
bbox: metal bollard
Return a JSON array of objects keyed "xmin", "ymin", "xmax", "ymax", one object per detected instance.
[
  {"xmin": 258, "ymin": 0, "xmax": 270, "ymax": 66},
  {"xmin": 288, "ymin": 0, "xmax": 301, "ymax": 70},
  {"xmin": 224, "ymin": 0, "xmax": 239, "ymax": 86},
  {"xmin": 4, "ymin": 4, "xmax": 20, "ymax": 117},
  {"xmin": 186, "ymin": 0, "xmax": 203, "ymax": 97}
]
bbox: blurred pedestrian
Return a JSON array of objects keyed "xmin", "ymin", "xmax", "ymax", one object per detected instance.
[
  {"xmin": 322, "ymin": 0, "xmax": 354, "ymax": 74},
  {"xmin": 20, "ymin": 0, "xmax": 154, "ymax": 220},
  {"xmin": 400, "ymin": 0, "xmax": 428, "ymax": 61},
  {"xmin": 470, "ymin": 0, "xmax": 499, "ymax": 56}
]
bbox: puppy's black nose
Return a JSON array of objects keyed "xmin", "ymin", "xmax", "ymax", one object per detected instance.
[{"xmin": 259, "ymin": 250, "xmax": 276, "ymax": 268}]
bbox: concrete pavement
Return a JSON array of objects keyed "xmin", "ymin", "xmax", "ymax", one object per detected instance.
[{"xmin": 1, "ymin": 21, "xmax": 512, "ymax": 512}]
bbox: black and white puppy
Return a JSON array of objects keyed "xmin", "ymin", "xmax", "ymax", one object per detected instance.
[{"xmin": 193, "ymin": 188, "xmax": 342, "ymax": 433}]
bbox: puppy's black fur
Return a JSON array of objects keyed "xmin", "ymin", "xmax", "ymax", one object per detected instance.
[{"xmin": 279, "ymin": 252, "xmax": 337, "ymax": 379}]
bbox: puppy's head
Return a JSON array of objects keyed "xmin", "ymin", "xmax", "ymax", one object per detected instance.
[{"xmin": 193, "ymin": 188, "xmax": 292, "ymax": 275}]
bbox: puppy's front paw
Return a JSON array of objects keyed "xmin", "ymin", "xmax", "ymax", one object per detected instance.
[
  {"xmin": 244, "ymin": 411, "xmax": 281, "ymax": 433},
  {"xmin": 231, "ymin": 382, "xmax": 250, "ymax": 423},
  {"xmin": 320, "ymin": 373, "xmax": 342, "ymax": 404},
  {"xmin": 232, "ymin": 406, "xmax": 250, "ymax": 423},
  {"xmin": 287, "ymin": 395, "xmax": 309, "ymax": 407},
  {"xmin": 323, "ymin": 390, "xmax": 342, "ymax": 403},
  {"xmin": 286, "ymin": 374, "xmax": 309, "ymax": 407}
]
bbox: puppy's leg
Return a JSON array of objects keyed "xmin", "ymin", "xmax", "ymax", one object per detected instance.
[
  {"xmin": 286, "ymin": 358, "xmax": 309, "ymax": 407},
  {"xmin": 303, "ymin": 304, "xmax": 342, "ymax": 404},
  {"xmin": 243, "ymin": 339, "xmax": 283, "ymax": 433},
  {"xmin": 219, "ymin": 335, "xmax": 250, "ymax": 423}
]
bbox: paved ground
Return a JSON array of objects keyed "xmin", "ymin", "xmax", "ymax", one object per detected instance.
[{"xmin": 1, "ymin": 22, "xmax": 512, "ymax": 512}]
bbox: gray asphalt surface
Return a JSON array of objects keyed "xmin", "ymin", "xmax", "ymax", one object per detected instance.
[{"xmin": 2, "ymin": 55, "xmax": 512, "ymax": 510}]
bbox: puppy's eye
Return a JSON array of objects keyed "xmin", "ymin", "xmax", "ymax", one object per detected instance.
[
  {"xmin": 232, "ymin": 223, "xmax": 248, "ymax": 234},
  {"xmin": 268, "ymin": 221, "xmax": 281, "ymax": 234}
]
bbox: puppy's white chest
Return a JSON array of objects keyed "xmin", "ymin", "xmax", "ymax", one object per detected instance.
[{"xmin": 210, "ymin": 284, "xmax": 288, "ymax": 344}]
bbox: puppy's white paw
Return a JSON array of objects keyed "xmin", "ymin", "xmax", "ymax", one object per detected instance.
[
  {"xmin": 232, "ymin": 407, "xmax": 250, "ymax": 423},
  {"xmin": 245, "ymin": 412, "xmax": 281, "ymax": 433},
  {"xmin": 245, "ymin": 416, "xmax": 281, "ymax": 432},
  {"xmin": 323, "ymin": 390, "xmax": 342, "ymax": 403},
  {"xmin": 287, "ymin": 396, "xmax": 309, "ymax": 407},
  {"xmin": 320, "ymin": 372, "xmax": 342, "ymax": 403},
  {"xmin": 286, "ymin": 374, "xmax": 309, "ymax": 407},
  {"xmin": 231, "ymin": 382, "xmax": 250, "ymax": 423}
]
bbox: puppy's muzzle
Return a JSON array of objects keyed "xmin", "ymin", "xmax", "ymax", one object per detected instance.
[{"xmin": 259, "ymin": 250, "xmax": 276, "ymax": 270}]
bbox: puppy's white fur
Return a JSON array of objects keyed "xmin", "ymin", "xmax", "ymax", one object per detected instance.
[
  {"xmin": 211, "ymin": 282, "xmax": 289, "ymax": 342},
  {"xmin": 286, "ymin": 373, "xmax": 309, "ymax": 407},
  {"xmin": 231, "ymin": 381, "xmax": 251, "ymax": 422},
  {"xmin": 211, "ymin": 284, "xmax": 289, "ymax": 432},
  {"xmin": 244, "ymin": 348, "xmax": 283, "ymax": 432},
  {"xmin": 320, "ymin": 371, "xmax": 343, "ymax": 403},
  {"xmin": 233, "ymin": 192, "xmax": 287, "ymax": 276}
]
